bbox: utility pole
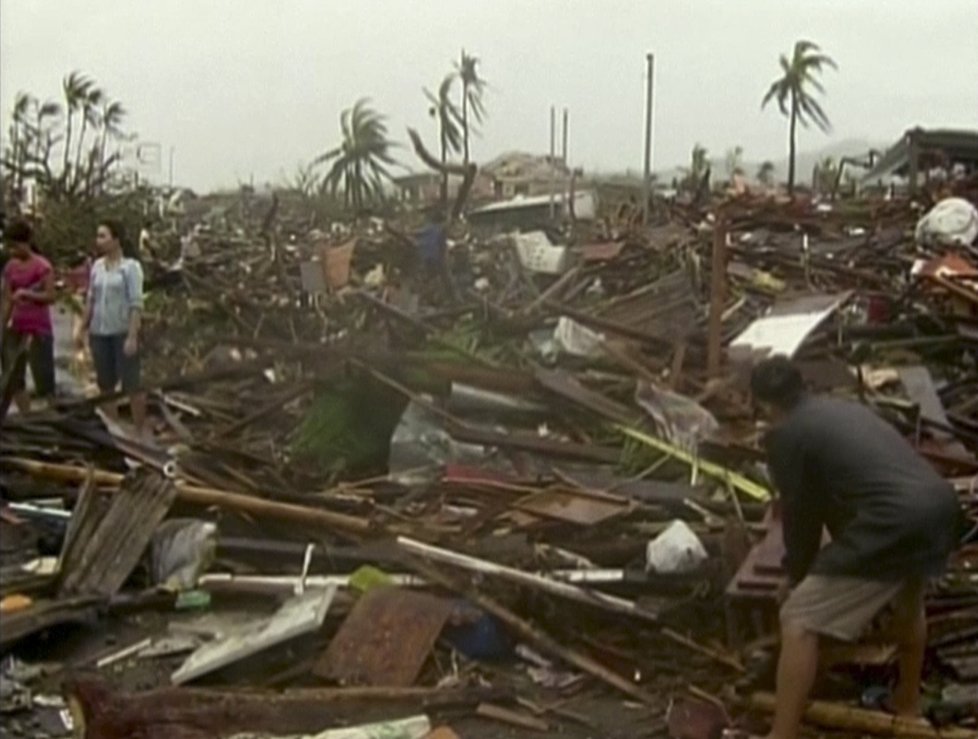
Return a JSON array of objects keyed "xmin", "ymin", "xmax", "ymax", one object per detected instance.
[
  {"xmin": 549, "ymin": 105, "xmax": 557, "ymax": 220},
  {"xmin": 561, "ymin": 108, "xmax": 569, "ymax": 165},
  {"xmin": 642, "ymin": 52, "xmax": 655, "ymax": 226},
  {"xmin": 168, "ymin": 147, "xmax": 175, "ymax": 189},
  {"xmin": 561, "ymin": 108, "xmax": 569, "ymax": 212}
]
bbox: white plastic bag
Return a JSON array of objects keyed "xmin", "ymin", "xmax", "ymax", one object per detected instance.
[
  {"xmin": 645, "ymin": 520, "xmax": 708, "ymax": 574},
  {"xmin": 915, "ymin": 197, "xmax": 978, "ymax": 247}
]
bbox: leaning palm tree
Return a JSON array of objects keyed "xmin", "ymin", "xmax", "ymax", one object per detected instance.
[
  {"xmin": 454, "ymin": 50, "xmax": 487, "ymax": 166},
  {"xmin": 73, "ymin": 84, "xmax": 105, "ymax": 187},
  {"xmin": 61, "ymin": 71, "xmax": 94, "ymax": 179},
  {"xmin": 316, "ymin": 98, "xmax": 396, "ymax": 212},
  {"xmin": 425, "ymin": 75, "xmax": 462, "ymax": 207},
  {"xmin": 762, "ymin": 40, "xmax": 836, "ymax": 195}
]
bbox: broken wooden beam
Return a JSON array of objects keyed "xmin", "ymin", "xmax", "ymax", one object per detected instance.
[
  {"xmin": 749, "ymin": 692, "xmax": 975, "ymax": 739},
  {"xmin": 66, "ymin": 678, "xmax": 503, "ymax": 739},
  {"xmin": 398, "ymin": 536, "xmax": 658, "ymax": 622},
  {"xmin": 3, "ymin": 458, "xmax": 372, "ymax": 535}
]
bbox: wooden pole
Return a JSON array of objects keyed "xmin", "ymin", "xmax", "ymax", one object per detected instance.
[
  {"xmin": 2, "ymin": 458, "xmax": 371, "ymax": 534},
  {"xmin": 642, "ymin": 53, "xmax": 655, "ymax": 225},
  {"xmin": 549, "ymin": 105, "xmax": 557, "ymax": 220},
  {"xmin": 706, "ymin": 215, "xmax": 728, "ymax": 378},
  {"xmin": 750, "ymin": 693, "xmax": 974, "ymax": 739},
  {"xmin": 398, "ymin": 536, "xmax": 658, "ymax": 622}
]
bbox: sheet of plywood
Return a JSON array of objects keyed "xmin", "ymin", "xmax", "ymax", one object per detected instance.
[{"xmin": 314, "ymin": 587, "xmax": 452, "ymax": 687}]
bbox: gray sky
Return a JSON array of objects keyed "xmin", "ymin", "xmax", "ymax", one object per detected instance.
[{"xmin": 2, "ymin": 0, "xmax": 976, "ymax": 192}]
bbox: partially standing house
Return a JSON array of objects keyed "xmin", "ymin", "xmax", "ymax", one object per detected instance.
[{"xmin": 863, "ymin": 128, "xmax": 978, "ymax": 193}]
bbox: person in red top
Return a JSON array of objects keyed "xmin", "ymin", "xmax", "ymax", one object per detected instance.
[{"xmin": 1, "ymin": 220, "xmax": 56, "ymax": 413}]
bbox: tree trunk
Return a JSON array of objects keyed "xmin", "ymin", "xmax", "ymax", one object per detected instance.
[
  {"xmin": 73, "ymin": 113, "xmax": 89, "ymax": 191},
  {"xmin": 63, "ymin": 108, "xmax": 74, "ymax": 183},
  {"xmin": 439, "ymin": 127, "xmax": 448, "ymax": 210},
  {"xmin": 787, "ymin": 92, "xmax": 798, "ymax": 196}
]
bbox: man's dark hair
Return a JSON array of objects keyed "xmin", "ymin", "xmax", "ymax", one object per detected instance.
[
  {"xmin": 751, "ymin": 355, "xmax": 805, "ymax": 409},
  {"xmin": 4, "ymin": 219, "xmax": 33, "ymax": 245}
]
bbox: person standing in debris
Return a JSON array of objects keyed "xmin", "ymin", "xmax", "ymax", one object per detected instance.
[
  {"xmin": 0, "ymin": 219, "xmax": 56, "ymax": 413},
  {"xmin": 78, "ymin": 220, "xmax": 147, "ymax": 434},
  {"xmin": 751, "ymin": 356, "xmax": 962, "ymax": 739},
  {"xmin": 417, "ymin": 209, "xmax": 457, "ymax": 303}
]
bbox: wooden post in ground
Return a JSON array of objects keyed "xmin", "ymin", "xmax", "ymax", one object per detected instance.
[{"xmin": 707, "ymin": 215, "xmax": 728, "ymax": 378}]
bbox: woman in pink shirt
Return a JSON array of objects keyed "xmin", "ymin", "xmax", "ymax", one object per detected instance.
[{"xmin": 1, "ymin": 220, "xmax": 56, "ymax": 413}]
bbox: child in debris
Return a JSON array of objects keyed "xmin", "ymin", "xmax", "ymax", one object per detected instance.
[
  {"xmin": 0, "ymin": 219, "xmax": 56, "ymax": 413},
  {"xmin": 78, "ymin": 219, "xmax": 147, "ymax": 435},
  {"xmin": 750, "ymin": 356, "xmax": 963, "ymax": 739}
]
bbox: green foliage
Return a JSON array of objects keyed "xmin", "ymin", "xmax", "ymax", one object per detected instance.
[
  {"xmin": 454, "ymin": 50, "xmax": 487, "ymax": 165},
  {"xmin": 291, "ymin": 379, "xmax": 407, "ymax": 475},
  {"xmin": 316, "ymin": 98, "xmax": 397, "ymax": 212},
  {"xmin": 762, "ymin": 40, "xmax": 836, "ymax": 193},
  {"xmin": 3, "ymin": 70, "xmax": 129, "ymax": 210},
  {"xmin": 34, "ymin": 188, "xmax": 153, "ymax": 261}
]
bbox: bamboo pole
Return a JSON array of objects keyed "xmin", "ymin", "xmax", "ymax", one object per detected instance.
[
  {"xmin": 750, "ymin": 693, "xmax": 974, "ymax": 739},
  {"xmin": 3, "ymin": 458, "xmax": 371, "ymax": 534},
  {"xmin": 398, "ymin": 536, "xmax": 657, "ymax": 622}
]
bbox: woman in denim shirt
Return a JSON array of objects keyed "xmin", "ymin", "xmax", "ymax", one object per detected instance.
[{"xmin": 78, "ymin": 219, "xmax": 147, "ymax": 434}]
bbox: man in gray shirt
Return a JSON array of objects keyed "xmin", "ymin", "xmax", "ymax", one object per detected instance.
[{"xmin": 751, "ymin": 357, "xmax": 962, "ymax": 739}]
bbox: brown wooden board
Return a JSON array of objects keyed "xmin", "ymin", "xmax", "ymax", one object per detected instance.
[
  {"xmin": 314, "ymin": 587, "xmax": 452, "ymax": 687},
  {"xmin": 513, "ymin": 488, "xmax": 631, "ymax": 526}
]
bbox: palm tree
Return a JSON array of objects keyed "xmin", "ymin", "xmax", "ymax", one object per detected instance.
[
  {"xmin": 316, "ymin": 98, "xmax": 396, "ymax": 211},
  {"xmin": 73, "ymin": 84, "xmax": 105, "ymax": 185},
  {"xmin": 425, "ymin": 75, "xmax": 462, "ymax": 206},
  {"xmin": 762, "ymin": 40, "xmax": 836, "ymax": 195},
  {"xmin": 454, "ymin": 50, "xmax": 486, "ymax": 166},
  {"xmin": 96, "ymin": 99, "xmax": 126, "ymax": 187},
  {"xmin": 61, "ymin": 71, "xmax": 94, "ymax": 180}
]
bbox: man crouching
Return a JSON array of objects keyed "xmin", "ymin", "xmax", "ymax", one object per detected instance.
[{"xmin": 750, "ymin": 356, "xmax": 962, "ymax": 739}]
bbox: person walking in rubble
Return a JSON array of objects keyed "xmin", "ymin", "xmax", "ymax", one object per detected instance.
[
  {"xmin": 750, "ymin": 356, "xmax": 962, "ymax": 739},
  {"xmin": 77, "ymin": 219, "xmax": 148, "ymax": 435},
  {"xmin": 1, "ymin": 219, "xmax": 56, "ymax": 413},
  {"xmin": 416, "ymin": 208, "xmax": 458, "ymax": 303}
]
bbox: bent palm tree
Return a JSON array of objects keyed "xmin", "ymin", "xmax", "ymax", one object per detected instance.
[
  {"xmin": 61, "ymin": 71, "xmax": 94, "ymax": 180},
  {"xmin": 762, "ymin": 40, "xmax": 836, "ymax": 195},
  {"xmin": 316, "ymin": 98, "xmax": 396, "ymax": 212},
  {"xmin": 73, "ymin": 84, "xmax": 105, "ymax": 187},
  {"xmin": 454, "ymin": 50, "xmax": 487, "ymax": 166},
  {"xmin": 425, "ymin": 75, "xmax": 462, "ymax": 206}
]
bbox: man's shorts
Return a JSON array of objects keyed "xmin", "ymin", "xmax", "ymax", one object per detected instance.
[{"xmin": 780, "ymin": 575, "xmax": 921, "ymax": 642}]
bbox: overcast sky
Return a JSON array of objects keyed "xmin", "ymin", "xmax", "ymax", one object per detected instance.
[{"xmin": 2, "ymin": 0, "xmax": 976, "ymax": 191}]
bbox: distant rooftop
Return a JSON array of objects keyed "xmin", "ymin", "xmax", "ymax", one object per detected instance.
[{"xmin": 863, "ymin": 128, "xmax": 978, "ymax": 184}]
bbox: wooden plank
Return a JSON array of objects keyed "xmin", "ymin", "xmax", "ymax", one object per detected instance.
[
  {"xmin": 59, "ymin": 470, "xmax": 178, "ymax": 598},
  {"xmin": 513, "ymin": 488, "xmax": 630, "ymax": 525},
  {"xmin": 314, "ymin": 587, "xmax": 452, "ymax": 687}
]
